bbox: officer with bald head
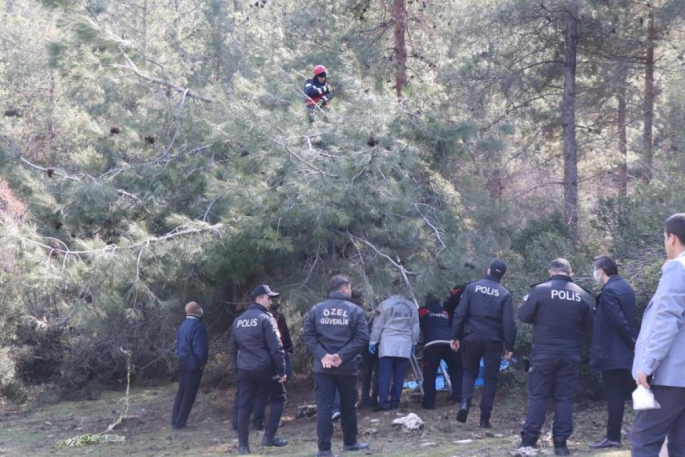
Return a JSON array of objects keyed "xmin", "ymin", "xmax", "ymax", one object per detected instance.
[
  {"xmin": 172, "ymin": 301, "xmax": 208, "ymax": 430},
  {"xmin": 517, "ymin": 258, "xmax": 594, "ymax": 456}
]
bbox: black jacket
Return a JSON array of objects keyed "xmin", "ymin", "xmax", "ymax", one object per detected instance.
[
  {"xmin": 176, "ymin": 317, "xmax": 209, "ymax": 371},
  {"xmin": 518, "ymin": 275, "xmax": 594, "ymax": 358},
  {"xmin": 419, "ymin": 299, "xmax": 452, "ymax": 346},
  {"xmin": 229, "ymin": 303, "xmax": 286, "ymax": 377},
  {"xmin": 452, "ymin": 275, "xmax": 516, "ymax": 352},
  {"xmin": 303, "ymin": 291, "xmax": 369, "ymax": 376},
  {"xmin": 589, "ymin": 275, "xmax": 637, "ymax": 371}
]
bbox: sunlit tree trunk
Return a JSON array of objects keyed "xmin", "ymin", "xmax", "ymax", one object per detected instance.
[
  {"xmin": 562, "ymin": 2, "xmax": 579, "ymax": 241},
  {"xmin": 392, "ymin": 0, "xmax": 407, "ymax": 97}
]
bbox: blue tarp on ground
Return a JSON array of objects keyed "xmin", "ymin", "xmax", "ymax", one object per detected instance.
[{"xmin": 404, "ymin": 358, "xmax": 514, "ymax": 391}]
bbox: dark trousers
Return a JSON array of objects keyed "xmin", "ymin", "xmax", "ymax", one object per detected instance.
[
  {"xmin": 314, "ymin": 373, "xmax": 358, "ymax": 451},
  {"xmin": 521, "ymin": 354, "xmax": 579, "ymax": 446},
  {"xmin": 461, "ymin": 339, "xmax": 501, "ymax": 419},
  {"xmin": 631, "ymin": 385, "xmax": 685, "ymax": 457},
  {"xmin": 378, "ymin": 356, "xmax": 409, "ymax": 409},
  {"xmin": 359, "ymin": 351, "xmax": 379, "ymax": 406},
  {"xmin": 236, "ymin": 369, "xmax": 286, "ymax": 446},
  {"xmin": 232, "ymin": 387, "xmax": 268, "ymax": 430},
  {"xmin": 421, "ymin": 342, "xmax": 463, "ymax": 408},
  {"xmin": 171, "ymin": 368, "xmax": 203, "ymax": 428},
  {"xmin": 602, "ymin": 369, "xmax": 633, "ymax": 442},
  {"xmin": 251, "ymin": 354, "xmax": 292, "ymax": 428}
]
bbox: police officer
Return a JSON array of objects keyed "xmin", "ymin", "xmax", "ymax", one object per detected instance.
[
  {"xmin": 229, "ymin": 285, "xmax": 288, "ymax": 455},
  {"xmin": 518, "ymin": 258, "xmax": 593, "ymax": 456},
  {"xmin": 451, "ymin": 259, "xmax": 515, "ymax": 428},
  {"xmin": 303, "ymin": 274, "xmax": 370, "ymax": 457},
  {"xmin": 419, "ymin": 293, "xmax": 463, "ymax": 409}
]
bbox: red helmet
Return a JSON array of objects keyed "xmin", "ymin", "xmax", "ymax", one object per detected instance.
[{"xmin": 313, "ymin": 65, "xmax": 327, "ymax": 76}]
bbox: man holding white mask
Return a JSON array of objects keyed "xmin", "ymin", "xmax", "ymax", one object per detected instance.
[{"xmin": 588, "ymin": 256, "xmax": 636, "ymax": 449}]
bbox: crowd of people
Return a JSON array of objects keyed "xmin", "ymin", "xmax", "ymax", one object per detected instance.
[{"xmin": 171, "ymin": 212, "xmax": 685, "ymax": 457}]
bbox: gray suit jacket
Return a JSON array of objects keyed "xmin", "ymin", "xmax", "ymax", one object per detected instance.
[
  {"xmin": 633, "ymin": 252, "xmax": 685, "ymax": 387},
  {"xmin": 370, "ymin": 295, "xmax": 420, "ymax": 358}
]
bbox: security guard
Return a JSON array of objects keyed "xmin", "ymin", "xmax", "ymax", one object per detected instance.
[
  {"xmin": 229, "ymin": 285, "xmax": 288, "ymax": 455},
  {"xmin": 451, "ymin": 259, "xmax": 515, "ymax": 428},
  {"xmin": 518, "ymin": 258, "xmax": 593, "ymax": 456},
  {"xmin": 303, "ymin": 274, "xmax": 370, "ymax": 457}
]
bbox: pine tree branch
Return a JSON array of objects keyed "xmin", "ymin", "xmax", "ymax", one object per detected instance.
[
  {"xmin": 2, "ymin": 136, "xmax": 85, "ymax": 181},
  {"xmin": 20, "ymin": 224, "xmax": 224, "ymax": 260},
  {"xmin": 412, "ymin": 203, "xmax": 447, "ymax": 256},
  {"xmin": 114, "ymin": 53, "xmax": 213, "ymax": 103},
  {"xmin": 347, "ymin": 232, "xmax": 418, "ymax": 275},
  {"xmin": 286, "ymin": 148, "xmax": 340, "ymax": 178}
]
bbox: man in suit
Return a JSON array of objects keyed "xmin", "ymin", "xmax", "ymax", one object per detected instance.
[
  {"xmin": 588, "ymin": 255, "xmax": 637, "ymax": 449},
  {"xmin": 631, "ymin": 213, "xmax": 685, "ymax": 457}
]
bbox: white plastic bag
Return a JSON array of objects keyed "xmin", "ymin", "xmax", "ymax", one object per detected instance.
[{"xmin": 633, "ymin": 385, "xmax": 661, "ymax": 410}]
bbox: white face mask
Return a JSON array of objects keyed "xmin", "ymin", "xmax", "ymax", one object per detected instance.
[{"xmin": 593, "ymin": 269, "xmax": 602, "ymax": 283}]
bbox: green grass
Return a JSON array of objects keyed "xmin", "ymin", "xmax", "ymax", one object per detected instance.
[{"xmin": 0, "ymin": 383, "xmax": 641, "ymax": 457}]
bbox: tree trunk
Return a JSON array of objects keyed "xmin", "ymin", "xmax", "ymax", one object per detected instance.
[
  {"xmin": 142, "ymin": 0, "xmax": 148, "ymax": 59},
  {"xmin": 617, "ymin": 62, "xmax": 628, "ymax": 197},
  {"xmin": 642, "ymin": 8, "xmax": 655, "ymax": 183},
  {"xmin": 562, "ymin": 3, "xmax": 579, "ymax": 241},
  {"xmin": 392, "ymin": 0, "xmax": 407, "ymax": 98}
]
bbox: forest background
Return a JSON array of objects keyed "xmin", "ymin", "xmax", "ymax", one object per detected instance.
[{"xmin": 1, "ymin": 0, "xmax": 685, "ymax": 401}]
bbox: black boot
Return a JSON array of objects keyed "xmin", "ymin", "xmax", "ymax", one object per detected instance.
[
  {"xmin": 238, "ymin": 445, "xmax": 251, "ymax": 455},
  {"xmin": 456, "ymin": 400, "xmax": 470, "ymax": 423},
  {"xmin": 261, "ymin": 434, "xmax": 287, "ymax": 447},
  {"xmin": 554, "ymin": 441, "xmax": 570, "ymax": 456},
  {"xmin": 479, "ymin": 417, "xmax": 492, "ymax": 428}
]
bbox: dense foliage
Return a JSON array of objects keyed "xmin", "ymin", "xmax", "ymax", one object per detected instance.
[{"xmin": 0, "ymin": 0, "xmax": 684, "ymax": 398}]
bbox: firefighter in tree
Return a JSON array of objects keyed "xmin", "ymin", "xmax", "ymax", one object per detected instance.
[{"xmin": 304, "ymin": 65, "xmax": 334, "ymax": 113}]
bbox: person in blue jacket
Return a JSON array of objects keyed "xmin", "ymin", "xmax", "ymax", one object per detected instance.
[{"xmin": 171, "ymin": 301, "xmax": 208, "ymax": 430}]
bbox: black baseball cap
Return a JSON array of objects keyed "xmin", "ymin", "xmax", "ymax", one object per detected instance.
[
  {"xmin": 489, "ymin": 259, "xmax": 507, "ymax": 279},
  {"xmin": 251, "ymin": 285, "xmax": 280, "ymax": 299}
]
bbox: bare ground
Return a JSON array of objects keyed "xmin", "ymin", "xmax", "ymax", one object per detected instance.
[{"xmin": 0, "ymin": 379, "xmax": 633, "ymax": 457}]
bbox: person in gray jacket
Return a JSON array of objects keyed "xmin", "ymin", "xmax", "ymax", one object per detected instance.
[
  {"xmin": 631, "ymin": 213, "xmax": 685, "ymax": 457},
  {"xmin": 369, "ymin": 293, "xmax": 420, "ymax": 411},
  {"xmin": 303, "ymin": 274, "xmax": 370, "ymax": 457}
]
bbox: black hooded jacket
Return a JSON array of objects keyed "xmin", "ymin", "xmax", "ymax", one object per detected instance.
[
  {"xmin": 518, "ymin": 274, "xmax": 594, "ymax": 358},
  {"xmin": 303, "ymin": 291, "xmax": 369, "ymax": 376},
  {"xmin": 452, "ymin": 275, "xmax": 516, "ymax": 352},
  {"xmin": 229, "ymin": 303, "xmax": 286, "ymax": 376}
]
